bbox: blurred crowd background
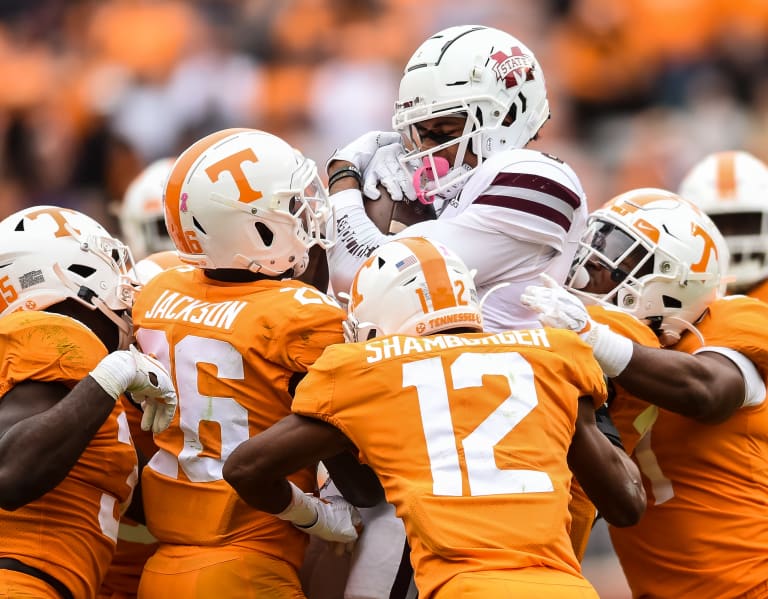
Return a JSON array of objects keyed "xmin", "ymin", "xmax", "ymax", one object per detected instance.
[
  {"xmin": 2, "ymin": 0, "xmax": 767, "ymax": 596},
  {"xmin": 3, "ymin": 0, "xmax": 768, "ymax": 229}
]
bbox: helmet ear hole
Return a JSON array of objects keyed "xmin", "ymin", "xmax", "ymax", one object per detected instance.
[
  {"xmin": 69, "ymin": 264, "xmax": 97, "ymax": 278},
  {"xmin": 255, "ymin": 222, "xmax": 274, "ymax": 247},
  {"xmin": 192, "ymin": 216, "xmax": 207, "ymax": 235}
]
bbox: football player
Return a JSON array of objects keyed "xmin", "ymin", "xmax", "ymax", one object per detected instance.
[
  {"xmin": 119, "ymin": 158, "xmax": 176, "ymax": 261},
  {"xmin": 0, "ymin": 206, "xmax": 175, "ymax": 599},
  {"xmin": 325, "ymin": 25, "xmax": 585, "ymax": 332},
  {"xmin": 223, "ymin": 236, "xmax": 645, "ymax": 599},
  {"xmin": 318, "ymin": 25, "xmax": 597, "ymax": 595},
  {"xmin": 522, "ymin": 188, "xmax": 768, "ymax": 598},
  {"xmin": 132, "ymin": 128, "xmax": 381, "ymax": 599},
  {"xmin": 678, "ymin": 150, "xmax": 768, "ymax": 300}
]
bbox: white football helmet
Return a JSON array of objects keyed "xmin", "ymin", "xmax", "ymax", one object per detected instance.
[
  {"xmin": 164, "ymin": 128, "xmax": 334, "ymax": 276},
  {"xmin": 678, "ymin": 150, "xmax": 768, "ymax": 292},
  {"xmin": 120, "ymin": 157, "xmax": 175, "ymax": 260},
  {"xmin": 393, "ymin": 25, "xmax": 549, "ymax": 204},
  {"xmin": 566, "ymin": 189, "xmax": 729, "ymax": 345},
  {"xmin": 0, "ymin": 206, "xmax": 136, "ymax": 348},
  {"xmin": 344, "ymin": 236, "xmax": 482, "ymax": 341}
]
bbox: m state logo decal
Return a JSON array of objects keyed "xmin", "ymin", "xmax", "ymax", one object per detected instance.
[{"xmin": 490, "ymin": 47, "xmax": 534, "ymax": 88}]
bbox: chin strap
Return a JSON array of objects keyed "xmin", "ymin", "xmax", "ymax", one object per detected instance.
[
  {"xmin": 92, "ymin": 296, "xmax": 135, "ymax": 350},
  {"xmin": 657, "ymin": 316, "xmax": 705, "ymax": 348}
]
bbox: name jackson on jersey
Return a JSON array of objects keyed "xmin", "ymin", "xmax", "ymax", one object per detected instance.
[{"xmin": 142, "ymin": 289, "xmax": 247, "ymax": 330}]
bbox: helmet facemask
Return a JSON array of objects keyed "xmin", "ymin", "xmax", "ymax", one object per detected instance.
[{"xmin": 567, "ymin": 192, "xmax": 727, "ymax": 346}]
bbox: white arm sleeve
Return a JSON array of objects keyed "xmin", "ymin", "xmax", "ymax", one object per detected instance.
[
  {"xmin": 327, "ymin": 189, "xmax": 391, "ymax": 297},
  {"xmin": 694, "ymin": 346, "xmax": 766, "ymax": 407}
]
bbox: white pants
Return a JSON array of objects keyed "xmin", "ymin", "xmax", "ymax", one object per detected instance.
[{"xmin": 301, "ymin": 482, "xmax": 417, "ymax": 599}]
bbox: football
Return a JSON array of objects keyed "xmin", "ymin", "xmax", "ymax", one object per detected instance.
[{"xmin": 363, "ymin": 184, "xmax": 436, "ymax": 234}]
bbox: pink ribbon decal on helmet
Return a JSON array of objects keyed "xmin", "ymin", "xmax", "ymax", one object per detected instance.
[{"xmin": 412, "ymin": 157, "xmax": 450, "ymax": 204}]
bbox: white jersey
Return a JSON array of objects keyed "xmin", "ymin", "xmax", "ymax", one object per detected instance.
[{"xmin": 328, "ymin": 148, "xmax": 588, "ymax": 331}]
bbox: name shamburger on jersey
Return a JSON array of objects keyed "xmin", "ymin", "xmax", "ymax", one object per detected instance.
[
  {"xmin": 143, "ymin": 290, "xmax": 247, "ymax": 330},
  {"xmin": 365, "ymin": 329, "xmax": 551, "ymax": 363}
]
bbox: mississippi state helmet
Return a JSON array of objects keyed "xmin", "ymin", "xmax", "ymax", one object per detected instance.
[
  {"xmin": 567, "ymin": 189, "xmax": 728, "ymax": 345},
  {"xmin": 344, "ymin": 236, "xmax": 482, "ymax": 341},
  {"xmin": 120, "ymin": 157, "xmax": 175, "ymax": 260},
  {"xmin": 0, "ymin": 206, "xmax": 136, "ymax": 348},
  {"xmin": 164, "ymin": 128, "xmax": 334, "ymax": 276},
  {"xmin": 678, "ymin": 150, "xmax": 768, "ymax": 292},
  {"xmin": 393, "ymin": 25, "xmax": 549, "ymax": 203}
]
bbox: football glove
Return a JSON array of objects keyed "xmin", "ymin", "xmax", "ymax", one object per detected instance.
[
  {"xmin": 362, "ymin": 142, "xmax": 417, "ymax": 202},
  {"xmin": 521, "ymin": 274, "xmax": 634, "ymax": 377},
  {"xmin": 278, "ymin": 481, "xmax": 362, "ymax": 544},
  {"xmin": 90, "ymin": 345, "xmax": 178, "ymax": 433},
  {"xmin": 328, "ymin": 131, "xmax": 402, "ymax": 175}
]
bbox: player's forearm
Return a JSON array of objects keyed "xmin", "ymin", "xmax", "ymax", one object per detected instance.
[
  {"xmin": 615, "ymin": 344, "xmax": 738, "ymax": 422},
  {"xmin": 569, "ymin": 399, "xmax": 645, "ymax": 527},
  {"xmin": 0, "ymin": 378, "xmax": 115, "ymax": 510},
  {"xmin": 327, "ymin": 189, "xmax": 390, "ymax": 297},
  {"xmin": 323, "ymin": 452, "xmax": 384, "ymax": 507}
]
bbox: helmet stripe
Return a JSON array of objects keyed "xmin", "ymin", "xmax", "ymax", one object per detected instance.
[
  {"xmin": 164, "ymin": 128, "xmax": 251, "ymax": 253},
  {"xmin": 397, "ymin": 237, "xmax": 456, "ymax": 310},
  {"xmin": 716, "ymin": 151, "xmax": 737, "ymax": 200}
]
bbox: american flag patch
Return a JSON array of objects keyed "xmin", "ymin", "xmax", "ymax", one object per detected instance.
[{"xmin": 395, "ymin": 255, "xmax": 418, "ymax": 271}]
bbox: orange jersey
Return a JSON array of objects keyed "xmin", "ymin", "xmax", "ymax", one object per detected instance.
[
  {"xmin": 0, "ymin": 311, "xmax": 138, "ymax": 599},
  {"xmin": 588, "ymin": 305, "xmax": 661, "ymax": 456},
  {"xmin": 133, "ymin": 250, "xmax": 184, "ymax": 284},
  {"xmin": 608, "ymin": 296, "xmax": 768, "ymax": 598},
  {"xmin": 98, "ymin": 398, "xmax": 159, "ymax": 598},
  {"xmin": 747, "ymin": 278, "xmax": 768, "ymax": 303},
  {"xmin": 291, "ymin": 328, "xmax": 607, "ymax": 599},
  {"xmin": 132, "ymin": 267, "xmax": 345, "ymax": 571}
]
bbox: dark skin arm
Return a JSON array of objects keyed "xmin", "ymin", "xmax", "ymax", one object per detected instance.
[
  {"xmin": 297, "ymin": 244, "xmax": 330, "ymax": 292},
  {"xmin": 0, "ymin": 377, "xmax": 116, "ymax": 510},
  {"xmin": 567, "ymin": 396, "xmax": 646, "ymax": 528},
  {"xmin": 322, "ymin": 450, "xmax": 384, "ymax": 507},
  {"xmin": 615, "ymin": 345, "xmax": 745, "ymax": 424},
  {"xmin": 122, "ymin": 441, "xmax": 150, "ymax": 524},
  {"xmin": 222, "ymin": 413, "xmax": 381, "ymax": 514}
]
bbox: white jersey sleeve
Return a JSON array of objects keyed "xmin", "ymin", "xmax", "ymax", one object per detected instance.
[
  {"xmin": 327, "ymin": 189, "xmax": 391, "ymax": 297},
  {"xmin": 326, "ymin": 149, "xmax": 588, "ymax": 331}
]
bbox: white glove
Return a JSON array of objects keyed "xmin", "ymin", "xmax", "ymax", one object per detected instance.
[
  {"xmin": 328, "ymin": 131, "xmax": 402, "ymax": 173},
  {"xmin": 89, "ymin": 345, "xmax": 178, "ymax": 433},
  {"xmin": 362, "ymin": 143, "xmax": 417, "ymax": 202},
  {"xmin": 520, "ymin": 273, "xmax": 592, "ymax": 334},
  {"xmin": 277, "ymin": 481, "xmax": 362, "ymax": 544},
  {"xmin": 521, "ymin": 274, "xmax": 634, "ymax": 378}
]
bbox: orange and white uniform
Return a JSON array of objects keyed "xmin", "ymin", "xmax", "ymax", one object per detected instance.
[
  {"xmin": 565, "ymin": 305, "xmax": 660, "ymax": 561},
  {"xmin": 98, "ymin": 398, "xmax": 159, "ymax": 599},
  {"xmin": 133, "ymin": 250, "xmax": 184, "ymax": 285},
  {"xmin": 0, "ymin": 312, "xmax": 138, "ymax": 599},
  {"xmin": 132, "ymin": 267, "xmax": 345, "ymax": 598},
  {"xmin": 292, "ymin": 327, "xmax": 606, "ymax": 599},
  {"xmin": 604, "ymin": 297, "xmax": 768, "ymax": 599},
  {"xmin": 99, "ymin": 250, "xmax": 182, "ymax": 599}
]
